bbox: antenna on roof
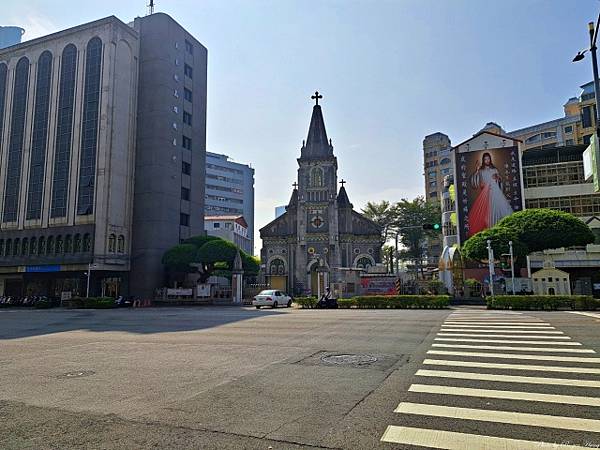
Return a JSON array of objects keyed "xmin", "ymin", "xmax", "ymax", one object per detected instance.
[{"xmin": 147, "ymin": 0, "xmax": 155, "ymax": 15}]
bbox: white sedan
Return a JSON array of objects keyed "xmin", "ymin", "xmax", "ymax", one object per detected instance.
[{"xmin": 253, "ymin": 290, "xmax": 293, "ymax": 309}]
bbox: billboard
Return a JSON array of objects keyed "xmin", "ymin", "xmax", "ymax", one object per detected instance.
[{"xmin": 455, "ymin": 146, "xmax": 523, "ymax": 244}]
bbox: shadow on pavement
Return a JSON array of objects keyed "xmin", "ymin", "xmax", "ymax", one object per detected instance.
[{"xmin": 0, "ymin": 306, "xmax": 285, "ymax": 340}]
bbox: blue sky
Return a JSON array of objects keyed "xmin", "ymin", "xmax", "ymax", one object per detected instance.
[{"xmin": 4, "ymin": 0, "xmax": 600, "ymax": 252}]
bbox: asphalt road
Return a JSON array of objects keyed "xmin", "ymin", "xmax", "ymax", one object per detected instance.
[{"xmin": 0, "ymin": 306, "xmax": 599, "ymax": 449}]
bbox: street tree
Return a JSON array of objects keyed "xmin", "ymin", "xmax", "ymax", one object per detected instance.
[
  {"xmin": 161, "ymin": 244, "xmax": 199, "ymax": 283},
  {"xmin": 393, "ymin": 197, "xmax": 441, "ymax": 277},
  {"xmin": 461, "ymin": 227, "xmax": 528, "ymax": 263},
  {"xmin": 361, "ymin": 200, "xmax": 396, "ymax": 242},
  {"xmin": 496, "ymin": 209, "xmax": 595, "ymax": 252}
]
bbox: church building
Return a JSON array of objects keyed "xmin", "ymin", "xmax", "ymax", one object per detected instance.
[{"xmin": 260, "ymin": 93, "xmax": 383, "ymax": 296}]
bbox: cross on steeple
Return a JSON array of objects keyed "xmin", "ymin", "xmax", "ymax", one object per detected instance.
[
  {"xmin": 339, "ymin": 179, "xmax": 346, "ymax": 187},
  {"xmin": 292, "ymin": 182, "xmax": 298, "ymax": 189},
  {"xmin": 311, "ymin": 91, "xmax": 323, "ymax": 106}
]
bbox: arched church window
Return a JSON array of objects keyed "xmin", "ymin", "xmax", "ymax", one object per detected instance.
[
  {"xmin": 269, "ymin": 258, "xmax": 285, "ymax": 275},
  {"xmin": 310, "ymin": 167, "xmax": 324, "ymax": 187},
  {"xmin": 356, "ymin": 257, "xmax": 373, "ymax": 269}
]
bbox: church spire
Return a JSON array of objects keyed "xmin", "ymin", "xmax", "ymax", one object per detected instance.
[{"xmin": 301, "ymin": 91, "xmax": 333, "ymax": 160}]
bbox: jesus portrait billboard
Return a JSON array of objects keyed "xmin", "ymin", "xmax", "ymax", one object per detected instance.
[{"xmin": 454, "ymin": 146, "xmax": 523, "ymax": 244}]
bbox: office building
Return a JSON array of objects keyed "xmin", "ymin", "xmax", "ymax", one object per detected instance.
[
  {"xmin": 205, "ymin": 152, "xmax": 254, "ymax": 253},
  {"xmin": 205, "ymin": 215, "xmax": 252, "ymax": 255},
  {"xmin": 0, "ymin": 13, "xmax": 207, "ymax": 299}
]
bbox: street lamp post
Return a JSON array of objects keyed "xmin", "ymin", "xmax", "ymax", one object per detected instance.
[
  {"xmin": 573, "ymin": 14, "xmax": 600, "ymax": 142},
  {"xmin": 86, "ymin": 263, "xmax": 91, "ymax": 298},
  {"xmin": 509, "ymin": 240, "xmax": 516, "ymax": 295},
  {"xmin": 486, "ymin": 239, "xmax": 495, "ymax": 297}
]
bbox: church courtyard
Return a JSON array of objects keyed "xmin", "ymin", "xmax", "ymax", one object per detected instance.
[{"xmin": 2, "ymin": 307, "xmax": 600, "ymax": 449}]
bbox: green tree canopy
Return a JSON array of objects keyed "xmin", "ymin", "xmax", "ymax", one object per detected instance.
[
  {"xmin": 361, "ymin": 200, "xmax": 395, "ymax": 241},
  {"xmin": 496, "ymin": 209, "xmax": 594, "ymax": 252},
  {"xmin": 161, "ymin": 244, "xmax": 198, "ymax": 273},
  {"xmin": 196, "ymin": 239, "xmax": 239, "ymax": 264},
  {"xmin": 393, "ymin": 197, "xmax": 441, "ymax": 276},
  {"xmin": 184, "ymin": 235, "xmax": 219, "ymax": 249},
  {"xmin": 461, "ymin": 227, "xmax": 528, "ymax": 262}
]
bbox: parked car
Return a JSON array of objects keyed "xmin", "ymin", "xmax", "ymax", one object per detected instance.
[{"xmin": 253, "ymin": 290, "xmax": 293, "ymax": 309}]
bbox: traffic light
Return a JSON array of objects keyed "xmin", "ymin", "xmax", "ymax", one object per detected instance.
[{"xmin": 422, "ymin": 223, "xmax": 441, "ymax": 230}]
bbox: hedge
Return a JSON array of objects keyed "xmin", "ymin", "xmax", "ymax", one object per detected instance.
[
  {"xmin": 294, "ymin": 295, "xmax": 449, "ymax": 309},
  {"xmin": 65, "ymin": 297, "xmax": 116, "ymax": 309},
  {"xmin": 487, "ymin": 295, "xmax": 600, "ymax": 311},
  {"xmin": 294, "ymin": 297, "xmax": 318, "ymax": 308},
  {"xmin": 339, "ymin": 295, "xmax": 450, "ymax": 309}
]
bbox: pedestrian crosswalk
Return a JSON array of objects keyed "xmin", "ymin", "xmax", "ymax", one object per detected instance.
[{"xmin": 381, "ymin": 310, "xmax": 600, "ymax": 449}]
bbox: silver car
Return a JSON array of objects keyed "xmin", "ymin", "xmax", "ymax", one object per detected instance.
[{"xmin": 253, "ymin": 290, "xmax": 292, "ymax": 309}]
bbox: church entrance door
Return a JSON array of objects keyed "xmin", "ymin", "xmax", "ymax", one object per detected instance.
[{"xmin": 270, "ymin": 276, "xmax": 287, "ymax": 292}]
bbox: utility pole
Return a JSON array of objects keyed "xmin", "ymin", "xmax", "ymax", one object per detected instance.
[
  {"xmin": 509, "ymin": 240, "xmax": 516, "ymax": 295},
  {"xmin": 486, "ymin": 240, "xmax": 495, "ymax": 297},
  {"xmin": 86, "ymin": 263, "xmax": 91, "ymax": 298}
]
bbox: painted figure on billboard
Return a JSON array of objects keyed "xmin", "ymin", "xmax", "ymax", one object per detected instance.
[
  {"xmin": 455, "ymin": 145, "xmax": 523, "ymax": 244},
  {"xmin": 468, "ymin": 152, "xmax": 514, "ymax": 236}
]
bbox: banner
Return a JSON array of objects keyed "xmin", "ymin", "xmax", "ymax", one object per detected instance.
[{"xmin": 455, "ymin": 146, "xmax": 523, "ymax": 244}]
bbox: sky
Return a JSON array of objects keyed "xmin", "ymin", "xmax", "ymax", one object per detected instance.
[{"xmin": 4, "ymin": 0, "xmax": 600, "ymax": 254}]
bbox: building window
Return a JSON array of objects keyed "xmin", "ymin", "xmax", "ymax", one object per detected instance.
[
  {"xmin": 183, "ymin": 111, "xmax": 192, "ymax": 126},
  {"xmin": 65, "ymin": 235, "xmax": 72, "ymax": 253},
  {"xmin": 4, "ymin": 239, "xmax": 11, "ymax": 257},
  {"xmin": 525, "ymin": 134, "xmax": 541, "ymax": 144},
  {"xmin": 582, "ymin": 105, "xmax": 595, "ymax": 129},
  {"xmin": 55, "ymin": 235, "xmax": 63, "ymax": 254},
  {"xmin": 184, "ymin": 87, "xmax": 192, "ymax": 102},
  {"xmin": 3, "ymin": 57, "xmax": 29, "ymax": 223},
  {"xmin": 117, "ymin": 235, "xmax": 125, "ymax": 253},
  {"xmin": 21, "ymin": 238, "xmax": 28, "ymax": 256},
  {"xmin": 185, "ymin": 39, "xmax": 193, "ymax": 55},
  {"xmin": 566, "ymin": 139, "xmax": 574, "ymax": 145},
  {"xmin": 584, "ymin": 134, "xmax": 592, "ymax": 145},
  {"xmin": 0, "ymin": 239, "xmax": 4, "ymax": 256},
  {"xmin": 77, "ymin": 37, "xmax": 102, "ymax": 216},
  {"xmin": 182, "ymin": 161, "xmax": 191, "ymax": 175},
  {"xmin": 429, "ymin": 191, "xmax": 438, "ymax": 198},
  {"xmin": 182, "ymin": 135, "xmax": 192, "ymax": 150},
  {"xmin": 181, "ymin": 187, "xmax": 190, "ymax": 201},
  {"xmin": 310, "ymin": 167, "xmax": 324, "ymax": 187},
  {"xmin": 83, "ymin": 233, "xmax": 91, "ymax": 252},
  {"xmin": 0, "ymin": 64, "xmax": 7, "ymax": 168},
  {"xmin": 74, "ymin": 234, "xmax": 81, "ymax": 252},
  {"xmin": 213, "ymin": 222, "xmax": 220, "ymax": 228},
  {"xmin": 269, "ymin": 258, "xmax": 285, "ymax": 275},
  {"xmin": 46, "ymin": 236, "xmax": 54, "ymax": 254},
  {"xmin": 184, "ymin": 64, "xmax": 193, "ymax": 79},
  {"xmin": 440, "ymin": 158, "xmax": 451, "ymax": 165},
  {"xmin": 51, "ymin": 44, "xmax": 78, "ymax": 218},
  {"xmin": 13, "ymin": 238, "xmax": 19, "ymax": 256},
  {"xmin": 180, "ymin": 213, "xmax": 190, "ymax": 226},
  {"xmin": 38, "ymin": 237, "xmax": 45, "ymax": 255},
  {"xmin": 356, "ymin": 257, "xmax": 373, "ymax": 269},
  {"xmin": 565, "ymin": 125, "xmax": 573, "ymax": 134},
  {"xmin": 26, "ymin": 51, "xmax": 53, "ymax": 220},
  {"xmin": 108, "ymin": 234, "xmax": 116, "ymax": 252}
]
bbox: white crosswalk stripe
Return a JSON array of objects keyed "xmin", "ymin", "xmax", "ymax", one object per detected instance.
[{"xmin": 380, "ymin": 310, "xmax": 600, "ymax": 449}]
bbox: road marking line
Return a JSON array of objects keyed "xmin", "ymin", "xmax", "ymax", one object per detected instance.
[
  {"xmin": 438, "ymin": 329, "xmax": 563, "ymax": 334},
  {"xmin": 567, "ymin": 311, "xmax": 600, "ymax": 319},
  {"xmin": 428, "ymin": 349, "xmax": 600, "ymax": 363},
  {"xmin": 437, "ymin": 333, "xmax": 570, "ymax": 339},
  {"xmin": 444, "ymin": 322, "xmax": 550, "ymax": 326},
  {"xmin": 394, "ymin": 402, "xmax": 600, "ymax": 433},
  {"xmin": 434, "ymin": 338, "xmax": 582, "ymax": 346},
  {"xmin": 442, "ymin": 324, "xmax": 555, "ymax": 329},
  {"xmin": 381, "ymin": 425, "xmax": 590, "ymax": 449},
  {"xmin": 431, "ymin": 343, "xmax": 595, "ymax": 353},
  {"xmin": 408, "ymin": 383, "xmax": 600, "ymax": 407},
  {"xmin": 423, "ymin": 358, "xmax": 600, "ymax": 374},
  {"xmin": 416, "ymin": 369, "xmax": 600, "ymax": 388}
]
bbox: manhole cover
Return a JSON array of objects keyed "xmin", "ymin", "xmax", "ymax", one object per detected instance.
[
  {"xmin": 320, "ymin": 354, "xmax": 378, "ymax": 366},
  {"xmin": 59, "ymin": 370, "xmax": 95, "ymax": 379}
]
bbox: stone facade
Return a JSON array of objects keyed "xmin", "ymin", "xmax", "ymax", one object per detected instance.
[{"xmin": 260, "ymin": 100, "xmax": 383, "ymax": 295}]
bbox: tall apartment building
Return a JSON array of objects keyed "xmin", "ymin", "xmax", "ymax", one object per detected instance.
[
  {"xmin": 422, "ymin": 132, "xmax": 452, "ymax": 265},
  {"xmin": 205, "ymin": 152, "xmax": 255, "ymax": 253},
  {"xmin": 0, "ymin": 13, "xmax": 207, "ymax": 299}
]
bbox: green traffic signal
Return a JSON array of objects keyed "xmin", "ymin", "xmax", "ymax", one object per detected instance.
[{"xmin": 423, "ymin": 223, "xmax": 441, "ymax": 230}]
